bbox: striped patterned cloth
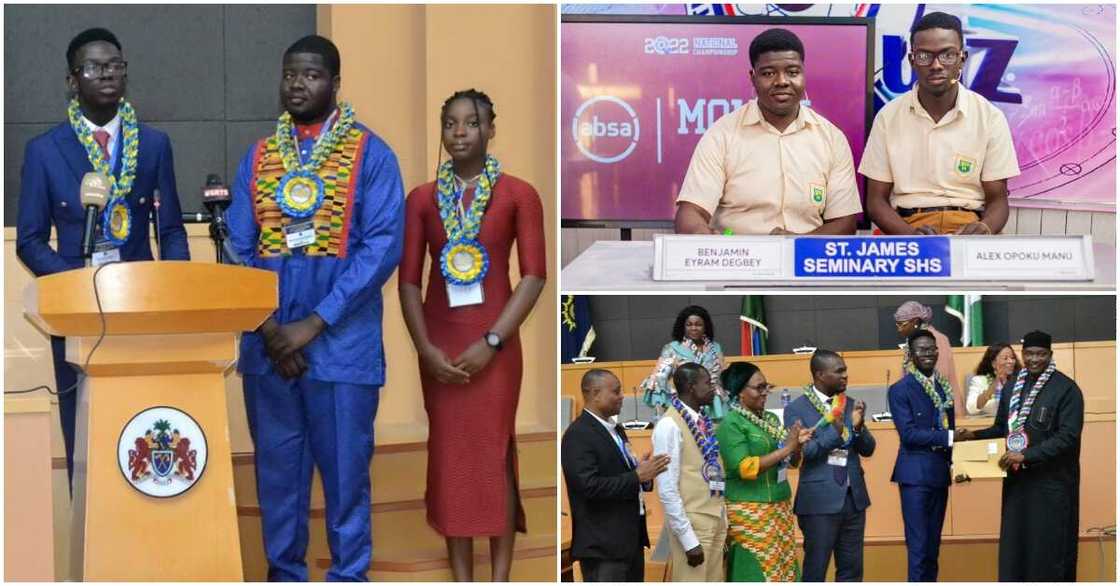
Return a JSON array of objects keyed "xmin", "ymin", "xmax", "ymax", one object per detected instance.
[{"xmin": 726, "ymin": 499, "xmax": 799, "ymax": 581}]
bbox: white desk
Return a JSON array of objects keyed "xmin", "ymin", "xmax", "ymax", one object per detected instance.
[{"xmin": 561, "ymin": 240, "xmax": 1116, "ymax": 291}]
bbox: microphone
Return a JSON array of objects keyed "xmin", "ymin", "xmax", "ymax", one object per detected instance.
[
  {"xmin": 200, "ymin": 173, "xmax": 242, "ymax": 265},
  {"xmin": 151, "ymin": 189, "xmax": 161, "ymax": 260},
  {"xmin": 80, "ymin": 172, "xmax": 110, "ymax": 258},
  {"xmin": 202, "ymin": 174, "xmax": 231, "ymax": 216}
]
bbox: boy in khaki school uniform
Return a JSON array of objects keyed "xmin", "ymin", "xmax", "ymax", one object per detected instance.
[
  {"xmin": 675, "ymin": 28, "xmax": 862, "ymax": 236},
  {"xmin": 860, "ymin": 11, "xmax": 1020, "ymax": 236}
]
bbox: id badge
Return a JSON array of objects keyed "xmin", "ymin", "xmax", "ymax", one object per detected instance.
[
  {"xmin": 283, "ymin": 221, "xmax": 316, "ymax": 249},
  {"xmin": 777, "ymin": 463, "xmax": 788, "ymax": 484},
  {"xmin": 828, "ymin": 449, "xmax": 848, "ymax": 467},
  {"xmin": 447, "ymin": 282, "xmax": 484, "ymax": 307},
  {"xmin": 91, "ymin": 240, "xmax": 121, "ymax": 266},
  {"xmin": 709, "ymin": 480, "xmax": 725, "ymax": 492}
]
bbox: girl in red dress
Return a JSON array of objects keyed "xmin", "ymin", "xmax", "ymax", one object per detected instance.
[{"xmin": 399, "ymin": 89, "xmax": 547, "ymax": 581}]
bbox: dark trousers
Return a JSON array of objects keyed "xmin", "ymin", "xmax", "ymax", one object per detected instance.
[
  {"xmin": 798, "ymin": 488, "xmax": 866, "ymax": 581},
  {"xmin": 579, "ymin": 547, "xmax": 644, "ymax": 582},
  {"xmin": 899, "ymin": 483, "xmax": 948, "ymax": 582},
  {"xmin": 51, "ymin": 335, "xmax": 79, "ymax": 489}
]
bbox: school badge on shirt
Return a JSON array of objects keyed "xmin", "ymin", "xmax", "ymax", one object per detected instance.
[
  {"xmin": 954, "ymin": 154, "xmax": 976, "ymax": 176},
  {"xmin": 117, "ymin": 406, "xmax": 208, "ymax": 498},
  {"xmin": 810, "ymin": 183, "xmax": 826, "ymax": 206}
]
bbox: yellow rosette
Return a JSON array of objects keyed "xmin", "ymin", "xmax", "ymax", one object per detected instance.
[
  {"xmin": 277, "ymin": 170, "xmax": 325, "ymax": 218},
  {"xmin": 102, "ymin": 198, "xmax": 132, "ymax": 246},
  {"xmin": 440, "ymin": 239, "xmax": 489, "ymax": 285}
]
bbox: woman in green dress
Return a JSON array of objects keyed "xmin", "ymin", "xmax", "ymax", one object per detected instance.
[{"xmin": 717, "ymin": 361, "xmax": 812, "ymax": 582}]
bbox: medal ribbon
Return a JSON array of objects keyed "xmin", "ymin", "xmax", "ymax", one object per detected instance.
[
  {"xmin": 436, "ymin": 155, "xmax": 501, "ymax": 242},
  {"xmin": 1007, "ymin": 361, "xmax": 1057, "ymax": 434},
  {"xmin": 275, "ymin": 103, "xmax": 355, "ymax": 174},
  {"xmin": 68, "ymin": 98, "xmax": 139, "ymax": 245},
  {"xmin": 671, "ymin": 396, "xmax": 723, "ymax": 496},
  {"xmin": 730, "ymin": 401, "xmax": 785, "ymax": 445},
  {"xmin": 906, "ymin": 363, "xmax": 953, "ymax": 428}
]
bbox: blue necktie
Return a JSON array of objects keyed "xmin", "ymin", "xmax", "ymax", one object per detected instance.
[{"xmin": 612, "ymin": 426, "xmax": 636, "ymax": 469}]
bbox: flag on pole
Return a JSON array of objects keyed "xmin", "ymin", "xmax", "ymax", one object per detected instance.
[
  {"xmin": 739, "ymin": 296, "xmax": 768, "ymax": 356},
  {"xmin": 561, "ymin": 295, "xmax": 596, "ymax": 362},
  {"xmin": 946, "ymin": 295, "xmax": 984, "ymax": 346}
]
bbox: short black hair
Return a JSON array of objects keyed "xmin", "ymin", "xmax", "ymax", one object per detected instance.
[
  {"xmin": 810, "ymin": 349, "xmax": 841, "ymax": 377},
  {"xmin": 580, "ymin": 368, "xmax": 617, "ymax": 397},
  {"xmin": 907, "ymin": 329, "xmax": 937, "ymax": 351},
  {"xmin": 749, "ymin": 28, "xmax": 804, "ymax": 67},
  {"xmin": 910, "ymin": 11, "xmax": 964, "ymax": 47},
  {"xmin": 672, "ymin": 362, "xmax": 709, "ymax": 397},
  {"xmin": 671, "ymin": 305, "xmax": 715, "ymax": 342},
  {"xmin": 284, "ymin": 35, "xmax": 341, "ymax": 77},
  {"xmin": 67, "ymin": 28, "xmax": 122, "ymax": 70},
  {"xmin": 441, "ymin": 88, "xmax": 496, "ymax": 123}
]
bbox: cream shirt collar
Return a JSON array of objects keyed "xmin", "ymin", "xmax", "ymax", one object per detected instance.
[
  {"xmin": 741, "ymin": 98, "xmax": 817, "ymax": 134},
  {"xmin": 905, "ymin": 84, "xmax": 970, "ymax": 123}
]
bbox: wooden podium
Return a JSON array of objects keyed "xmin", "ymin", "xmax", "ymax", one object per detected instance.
[{"xmin": 24, "ymin": 261, "xmax": 277, "ymax": 581}]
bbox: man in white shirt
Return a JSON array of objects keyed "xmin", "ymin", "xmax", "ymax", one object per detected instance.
[{"xmin": 652, "ymin": 362, "xmax": 727, "ymax": 581}]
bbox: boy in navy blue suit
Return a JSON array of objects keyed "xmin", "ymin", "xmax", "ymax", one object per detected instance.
[
  {"xmin": 16, "ymin": 27, "xmax": 189, "ymax": 485},
  {"xmin": 888, "ymin": 330, "xmax": 955, "ymax": 581}
]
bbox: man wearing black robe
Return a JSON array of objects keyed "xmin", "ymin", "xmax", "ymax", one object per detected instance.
[{"xmin": 957, "ymin": 330, "xmax": 1083, "ymax": 581}]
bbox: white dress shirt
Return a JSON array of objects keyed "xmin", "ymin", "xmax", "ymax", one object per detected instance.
[
  {"xmin": 652, "ymin": 401, "xmax": 722, "ymax": 552},
  {"xmin": 82, "ymin": 112, "xmax": 122, "ymax": 162}
]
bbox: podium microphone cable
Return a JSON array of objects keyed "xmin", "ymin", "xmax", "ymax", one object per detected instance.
[{"xmin": 5, "ymin": 261, "xmax": 119, "ymax": 396}]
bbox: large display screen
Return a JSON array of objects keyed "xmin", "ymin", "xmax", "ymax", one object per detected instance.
[{"xmin": 562, "ymin": 16, "xmax": 873, "ymax": 223}]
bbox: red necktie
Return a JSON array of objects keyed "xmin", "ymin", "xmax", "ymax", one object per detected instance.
[{"xmin": 92, "ymin": 130, "xmax": 110, "ymax": 159}]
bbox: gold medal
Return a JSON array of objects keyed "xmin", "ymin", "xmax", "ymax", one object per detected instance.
[
  {"xmin": 107, "ymin": 200, "xmax": 131, "ymax": 243},
  {"xmin": 441, "ymin": 239, "xmax": 488, "ymax": 285},
  {"xmin": 452, "ymin": 250, "xmax": 475, "ymax": 273},
  {"xmin": 277, "ymin": 171, "xmax": 325, "ymax": 218}
]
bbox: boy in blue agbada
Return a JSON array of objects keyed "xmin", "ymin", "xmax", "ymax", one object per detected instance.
[{"xmin": 225, "ymin": 35, "xmax": 404, "ymax": 581}]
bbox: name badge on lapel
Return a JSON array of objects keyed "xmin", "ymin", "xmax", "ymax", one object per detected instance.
[
  {"xmin": 777, "ymin": 462, "xmax": 788, "ymax": 484},
  {"xmin": 284, "ymin": 221, "xmax": 316, "ymax": 249},
  {"xmin": 91, "ymin": 239, "xmax": 121, "ymax": 266},
  {"xmin": 827, "ymin": 449, "xmax": 848, "ymax": 467}
]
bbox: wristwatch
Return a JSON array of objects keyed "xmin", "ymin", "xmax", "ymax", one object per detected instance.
[{"xmin": 484, "ymin": 331, "xmax": 503, "ymax": 351}]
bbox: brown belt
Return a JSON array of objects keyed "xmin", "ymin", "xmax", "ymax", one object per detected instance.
[{"xmin": 897, "ymin": 206, "xmax": 982, "ymax": 218}]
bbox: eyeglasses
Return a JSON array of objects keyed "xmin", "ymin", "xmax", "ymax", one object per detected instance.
[
  {"xmin": 72, "ymin": 60, "xmax": 128, "ymax": 80},
  {"xmin": 745, "ymin": 383, "xmax": 775, "ymax": 393},
  {"xmin": 911, "ymin": 49, "xmax": 962, "ymax": 67},
  {"xmin": 912, "ymin": 347, "xmax": 938, "ymax": 356}
]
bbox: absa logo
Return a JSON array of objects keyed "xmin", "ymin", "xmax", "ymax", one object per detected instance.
[{"xmin": 571, "ymin": 96, "xmax": 640, "ymax": 164}]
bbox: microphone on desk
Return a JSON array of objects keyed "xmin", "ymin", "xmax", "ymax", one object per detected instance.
[{"xmin": 80, "ymin": 172, "xmax": 111, "ymax": 259}]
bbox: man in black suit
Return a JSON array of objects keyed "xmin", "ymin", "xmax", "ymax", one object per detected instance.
[{"xmin": 562, "ymin": 369, "xmax": 671, "ymax": 582}]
